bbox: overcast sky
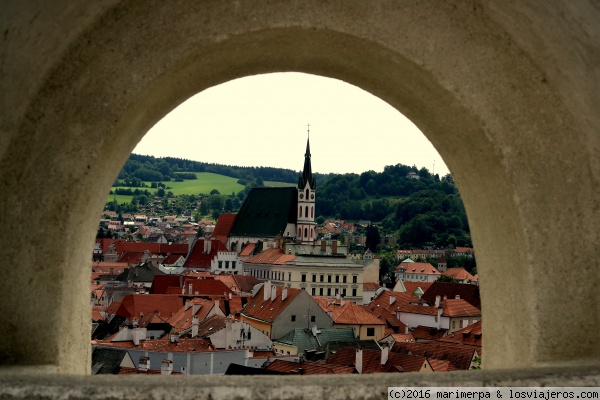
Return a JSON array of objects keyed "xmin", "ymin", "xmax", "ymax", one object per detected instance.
[{"xmin": 134, "ymin": 72, "xmax": 450, "ymax": 176}]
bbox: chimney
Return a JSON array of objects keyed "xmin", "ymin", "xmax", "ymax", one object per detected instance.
[
  {"xmin": 204, "ymin": 238, "xmax": 209, "ymax": 253},
  {"xmin": 332, "ymin": 240, "xmax": 338, "ymax": 254},
  {"xmin": 263, "ymin": 280, "xmax": 272, "ymax": 301},
  {"xmin": 281, "ymin": 287, "xmax": 288, "ymax": 301},
  {"xmin": 435, "ymin": 295, "xmax": 441, "ymax": 308},
  {"xmin": 437, "ymin": 306, "xmax": 443, "ymax": 330},
  {"xmin": 355, "ymin": 349, "xmax": 363, "ymax": 374},
  {"xmin": 276, "ymin": 234, "xmax": 282, "ymax": 250},
  {"xmin": 381, "ymin": 344, "xmax": 389, "ymax": 366},
  {"xmin": 271, "ymin": 285, "xmax": 277, "ymax": 302},
  {"xmin": 229, "ymin": 292, "xmax": 233, "ymax": 300},
  {"xmin": 132, "ymin": 327, "xmax": 145, "ymax": 346},
  {"xmin": 161, "ymin": 359, "xmax": 173, "ymax": 375},
  {"xmin": 138, "ymin": 356, "xmax": 150, "ymax": 372},
  {"xmin": 191, "ymin": 316, "xmax": 199, "ymax": 338},
  {"xmin": 405, "ymin": 325, "xmax": 410, "ymax": 334},
  {"xmin": 455, "ymin": 295, "xmax": 460, "ymax": 299},
  {"xmin": 170, "ymin": 333, "xmax": 180, "ymax": 343},
  {"xmin": 192, "ymin": 300, "xmax": 202, "ymax": 315},
  {"xmin": 132, "ymin": 318, "xmax": 138, "ymax": 328},
  {"xmin": 389, "ymin": 295, "xmax": 396, "ymax": 306},
  {"xmin": 189, "ymin": 283, "xmax": 193, "ymax": 295},
  {"xmin": 321, "ymin": 240, "xmax": 326, "ymax": 252},
  {"xmin": 298, "ymin": 367, "xmax": 305, "ymax": 375}
]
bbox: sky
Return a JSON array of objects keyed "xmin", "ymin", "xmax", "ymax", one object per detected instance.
[{"xmin": 134, "ymin": 72, "xmax": 450, "ymax": 176}]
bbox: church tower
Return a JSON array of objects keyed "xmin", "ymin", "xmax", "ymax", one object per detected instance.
[{"xmin": 297, "ymin": 130, "xmax": 316, "ymax": 244}]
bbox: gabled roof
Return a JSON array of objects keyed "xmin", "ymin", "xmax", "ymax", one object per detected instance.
[
  {"xmin": 242, "ymin": 284, "xmax": 302, "ymax": 323},
  {"xmin": 181, "ymin": 278, "xmax": 234, "ymax": 297},
  {"xmin": 195, "ymin": 314, "xmax": 229, "ymax": 338},
  {"xmin": 421, "ymin": 282, "xmax": 481, "ymax": 309},
  {"xmin": 167, "ymin": 298, "xmax": 220, "ymax": 333},
  {"xmin": 439, "ymin": 320, "xmax": 482, "ymax": 347},
  {"xmin": 239, "ymin": 243, "xmax": 256, "ymax": 257},
  {"xmin": 364, "ymin": 290, "xmax": 420, "ymax": 317},
  {"xmin": 411, "ymin": 326, "xmax": 448, "ymax": 341},
  {"xmin": 313, "ymin": 298, "xmax": 384, "ymax": 326},
  {"xmin": 214, "ymin": 274, "xmax": 260, "ymax": 294},
  {"xmin": 211, "ymin": 213, "xmax": 237, "ymax": 244},
  {"xmin": 326, "ymin": 347, "xmax": 427, "ymax": 374},
  {"xmin": 443, "ymin": 268, "xmax": 476, "ymax": 282},
  {"xmin": 114, "ymin": 294, "xmax": 182, "ymax": 320},
  {"xmin": 392, "ymin": 341, "xmax": 478, "ymax": 370},
  {"xmin": 398, "ymin": 262, "xmax": 441, "ymax": 275},
  {"xmin": 402, "ymin": 281, "xmax": 433, "ymax": 295},
  {"xmin": 183, "ymin": 238, "xmax": 228, "ymax": 268},
  {"xmin": 228, "ymin": 187, "xmax": 298, "ymax": 238},
  {"xmin": 441, "ymin": 299, "xmax": 481, "ymax": 318}
]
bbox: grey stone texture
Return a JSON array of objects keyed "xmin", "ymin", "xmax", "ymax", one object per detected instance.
[{"xmin": 1, "ymin": 0, "xmax": 599, "ymax": 398}]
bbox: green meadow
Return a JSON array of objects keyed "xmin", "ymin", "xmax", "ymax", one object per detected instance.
[{"xmin": 107, "ymin": 172, "xmax": 245, "ymax": 203}]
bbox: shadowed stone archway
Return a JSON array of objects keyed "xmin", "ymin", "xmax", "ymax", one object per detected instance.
[{"xmin": 1, "ymin": 0, "xmax": 599, "ymax": 396}]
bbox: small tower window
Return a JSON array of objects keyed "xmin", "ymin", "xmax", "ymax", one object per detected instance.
[
  {"xmin": 305, "ymin": 206, "xmax": 308, "ymax": 218},
  {"xmin": 305, "ymin": 189, "xmax": 309, "ymax": 198}
]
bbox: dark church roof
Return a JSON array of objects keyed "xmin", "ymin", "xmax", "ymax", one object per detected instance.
[{"xmin": 228, "ymin": 187, "xmax": 298, "ymax": 238}]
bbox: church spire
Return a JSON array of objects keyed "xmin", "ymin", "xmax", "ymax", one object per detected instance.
[{"xmin": 299, "ymin": 126, "xmax": 316, "ymax": 190}]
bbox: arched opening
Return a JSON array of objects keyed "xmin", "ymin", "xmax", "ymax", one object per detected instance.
[{"xmin": 2, "ymin": 0, "xmax": 598, "ymax": 388}]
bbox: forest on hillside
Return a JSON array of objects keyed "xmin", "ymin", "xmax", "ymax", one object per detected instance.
[{"xmin": 111, "ymin": 154, "xmax": 471, "ymax": 248}]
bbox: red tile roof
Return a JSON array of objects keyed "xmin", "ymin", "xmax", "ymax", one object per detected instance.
[
  {"xmin": 239, "ymin": 243, "xmax": 256, "ymax": 257},
  {"xmin": 439, "ymin": 320, "xmax": 482, "ymax": 347},
  {"xmin": 314, "ymin": 298, "xmax": 384, "ymax": 326},
  {"xmin": 397, "ymin": 262, "xmax": 441, "ymax": 275},
  {"xmin": 427, "ymin": 359, "xmax": 458, "ymax": 372},
  {"xmin": 326, "ymin": 347, "xmax": 426, "ymax": 373},
  {"xmin": 362, "ymin": 282, "xmax": 381, "ymax": 291},
  {"xmin": 168, "ymin": 298, "xmax": 222, "ymax": 333},
  {"xmin": 243, "ymin": 248, "xmax": 296, "ymax": 265},
  {"xmin": 392, "ymin": 341, "xmax": 478, "ymax": 370},
  {"xmin": 114, "ymin": 294, "xmax": 183, "ymax": 320},
  {"xmin": 365, "ymin": 290, "xmax": 420, "ymax": 316},
  {"xmin": 183, "ymin": 238, "xmax": 228, "ymax": 268},
  {"xmin": 443, "ymin": 268, "xmax": 476, "ymax": 282},
  {"xmin": 265, "ymin": 359, "xmax": 354, "ymax": 375},
  {"xmin": 242, "ymin": 284, "xmax": 302, "ymax": 323},
  {"xmin": 96, "ymin": 239, "xmax": 189, "ymax": 257},
  {"xmin": 411, "ymin": 326, "xmax": 448, "ymax": 341},
  {"xmin": 441, "ymin": 299, "xmax": 481, "ymax": 318},
  {"xmin": 181, "ymin": 278, "xmax": 234, "ymax": 297},
  {"xmin": 421, "ymin": 282, "xmax": 481, "ymax": 309},
  {"xmin": 150, "ymin": 275, "xmax": 181, "ymax": 294},
  {"xmin": 211, "ymin": 213, "xmax": 237, "ymax": 244},
  {"xmin": 401, "ymin": 281, "xmax": 433, "ymax": 295}
]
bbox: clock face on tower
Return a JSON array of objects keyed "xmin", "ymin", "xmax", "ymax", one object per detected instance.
[
  {"xmin": 310, "ymin": 194, "xmax": 314, "ymax": 199},
  {"xmin": 299, "ymin": 194, "xmax": 304, "ymax": 199}
]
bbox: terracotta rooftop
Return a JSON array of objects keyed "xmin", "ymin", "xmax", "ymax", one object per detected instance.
[
  {"xmin": 411, "ymin": 326, "xmax": 448, "ymax": 341},
  {"xmin": 326, "ymin": 347, "xmax": 427, "ymax": 374},
  {"xmin": 422, "ymin": 282, "xmax": 481, "ymax": 309},
  {"xmin": 243, "ymin": 247, "xmax": 296, "ymax": 265},
  {"xmin": 242, "ymin": 284, "xmax": 302, "ymax": 323},
  {"xmin": 362, "ymin": 282, "xmax": 381, "ymax": 291},
  {"xmin": 114, "ymin": 294, "xmax": 183, "ymax": 321},
  {"xmin": 168, "ymin": 298, "xmax": 221, "ymax": 333},
  {"xmin": 314, "ymin": 298, "xmax": 384, "ymax": 326},
  {"xmin": 397, "ymin": 262, "xmax": 441, "ymax": 275},
  {"xmin": 443, "ymin": 268, "xmax": 476, "ymax": 282},
  {"xmin": 439, "ymin": 320, "xmax": 482, "ymax": 347},
  {"xmin": 211, "ymin": 213, "xmax": 236, "ymax": 244},
  {"xmin": 441, "ymin": 298, "xmax": 481, "ymax": 318},
  {"xmin": 391, "ymin": 341, "xmax": 479, "ymax": 370},
  {"xmin": 265, "ymin": 359, "xmax": 354, "ymax": 375},
  {"xmin": 183, "ymin": 238, "xmax": 228, "ymax": 269}
]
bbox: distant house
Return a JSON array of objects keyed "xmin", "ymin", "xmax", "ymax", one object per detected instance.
[
  {"xmin": 196, "ymin": 315, "xmax": 272, "ymax": 351},
  {"xmin": 240, "ymin": 282, "xmax": 333, "ymax": 340},
  {"xmin": 313, "ymin": 297, "xmax": 385, "ymax": 340},
  {"xmin": 442, "ymin": 268, "xmax": 478, "ymax": 285},
  {"xmin": 395, "ymin": 261, "xmax": 441, "ymax": 283},
  {"xmin": 326, "ymin": 347, "xmax": 437, "ymax": 374}
]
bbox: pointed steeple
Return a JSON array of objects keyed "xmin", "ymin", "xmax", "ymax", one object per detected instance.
[{"xmin": 298, "ymin": 134, "xmax": 316, "ymax": 190}]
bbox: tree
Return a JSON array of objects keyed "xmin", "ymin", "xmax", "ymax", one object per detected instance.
[
  {"xmin": 437, "ymin": 274, "xmax": 455, "ymax": 283},
  {"xmin": 365, "ymin": 224, "xmax": 381, "ymax": 253},
  {"xmin": 157, "ymin": 187, "xmax": 165, "ymax": 197}
]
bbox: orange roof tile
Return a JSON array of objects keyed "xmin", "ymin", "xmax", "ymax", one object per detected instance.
[
  {"xmin": 326, "ymin": 347, "xmax": 426, "ymax": 373},
  {"xmin": 183, "ymin": 238, "xmax": 228, "ymax": 268},
  {"xmin": 314, "ymin": 298, "xmax": 384, "ymax": 326},
  {"xmin": 441, "ymin": 299, "xmax": 481, "ymax": 318},
  {"xmin": 242, "ymin": 284, "xmax": 302, "ymax": 323},
  {"xmin": 439, "ymin": 320, "xmax": 482, "ymax": 347},
  {"xmin": 243, "ymin": 248, "xmax": 296, "ymax": 265},
  {"xmin": 115, "ymin": 294, "xmax": 183, "ymax": 320},
  {"xmin": 392, "ymin": 341, "xmax": 478, "ymax": 370},
  {"xmin": 168, "ymin": 298, "xmax": 220, "ymax": 333},
  {"xmin": 211, "ymin": 213, "xmax": 236, "ymax": 244}
]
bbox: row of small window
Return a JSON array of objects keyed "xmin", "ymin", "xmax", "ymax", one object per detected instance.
[
  {"xmin": 217, "ymin": 261, "xmax": 237, "ymax": 269},
  {"xmin": 301, "ymin": 274, "xmax": 358, "ymax": 284},
  {"xmin": 309, "ymin": 287, "xmax": 358, "ymax": 297}
]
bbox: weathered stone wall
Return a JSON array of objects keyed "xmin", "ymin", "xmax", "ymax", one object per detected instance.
[{"xmin": 1, "ymin": 0, "xmax": 598, "ymax": 396}]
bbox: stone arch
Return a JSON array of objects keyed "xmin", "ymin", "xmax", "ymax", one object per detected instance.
[{"xmin": 1, "ymin": 0, "xmax": 599, "ymax": 388}]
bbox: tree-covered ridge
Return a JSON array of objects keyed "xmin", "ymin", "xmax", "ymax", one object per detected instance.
[{"xmin": 114, "ymin": 154, "xmax": 470, "ymax": 248}]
